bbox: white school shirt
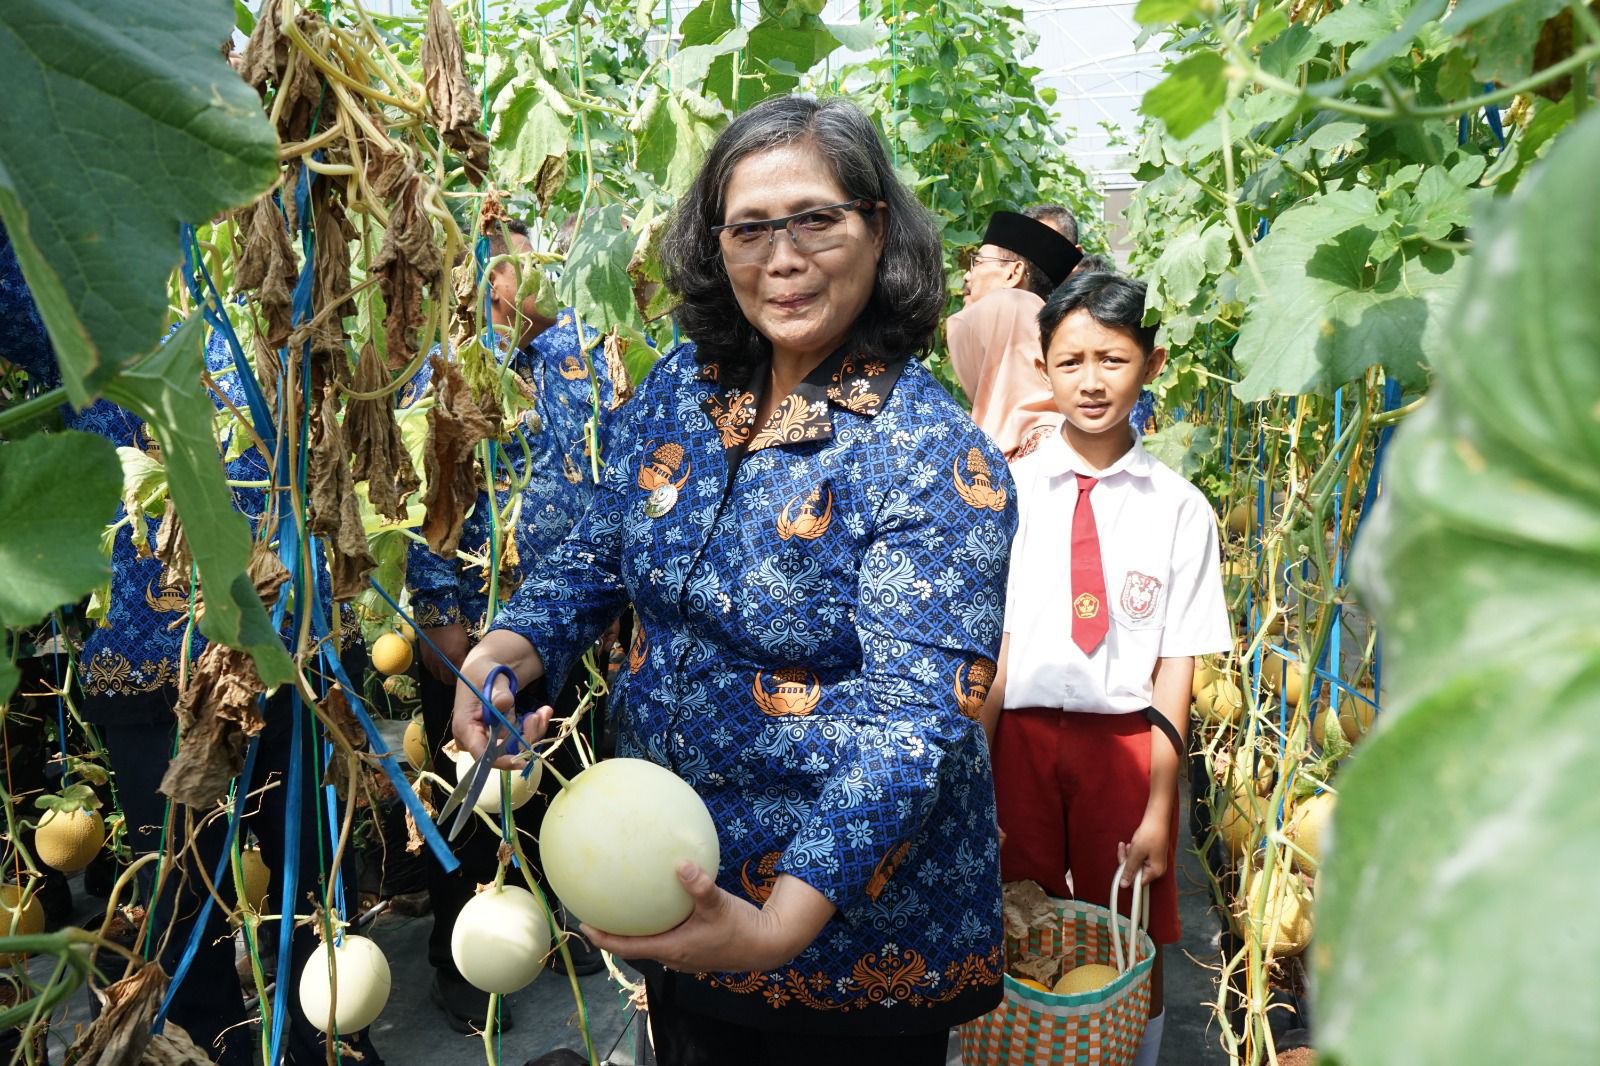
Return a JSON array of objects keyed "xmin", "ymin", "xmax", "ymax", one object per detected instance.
[{"xmin": 1003, "ymin": 431, "xmax": 1231, "ymax": 713}]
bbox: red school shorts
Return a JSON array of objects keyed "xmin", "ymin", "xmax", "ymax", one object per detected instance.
[{"xmin": 992, "ymin": 707, "xmax": 1181, "ymax": 945}]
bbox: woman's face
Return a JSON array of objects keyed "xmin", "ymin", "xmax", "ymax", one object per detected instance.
[{"xmin": 719, "ymin": 142, "xmax": 885, "ymax": 369}]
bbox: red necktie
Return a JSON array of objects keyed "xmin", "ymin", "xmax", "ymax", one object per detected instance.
[{"xmin": 1071, "ymin": 474, "xmax": 1109, "ymax": 655}]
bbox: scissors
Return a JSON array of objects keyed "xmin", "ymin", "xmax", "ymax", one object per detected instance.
[{"xmin": 438, "ymin": 664, "xmax": 529, "ymax": 841}]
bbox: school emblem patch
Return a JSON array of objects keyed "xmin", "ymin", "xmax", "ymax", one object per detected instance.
[
  {"xmin": 1121, "ymin": 571, "xmax": 1163, "ymax": 621},
  {"xmin": 1073, "ymin": 592, "xmax": 1101, "ymax": 620}
]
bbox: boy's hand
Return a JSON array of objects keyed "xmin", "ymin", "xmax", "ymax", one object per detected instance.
[{"xmin": 1117, "ymin": 813, "xmax": 1171, "ymax": 886}]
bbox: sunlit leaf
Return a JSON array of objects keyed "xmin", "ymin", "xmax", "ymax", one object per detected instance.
[{"xmin": 1140, "ymin": 52, "xmax": 1230, "ymax": 140}]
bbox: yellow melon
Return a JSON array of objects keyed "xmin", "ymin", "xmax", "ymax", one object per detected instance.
[
  {"xmin": 1197, "ymin": 678, "xmax": 1245, "ymax": 726},
  {"xmin": 1191, "ymin": 659, "xmax": 1219, "ymax": 701},
  {"xmin": 1313, "ymin": 692, "xmax": 1376, "ymax": 748},
  {"xmin": 1258, "ymin": 658, "xmax": 1304, "ymax": 707},
  {"xmin": 1287, "ymin": 792, "xmax": 1335, "ymax": 869},
  {"xmin": 402, "ymin": 718, "xmax": 429, "ymax": 770},
  {"xmin": 1237, "ymin": 866, "xmax": 1313, "ymax": 958},
  {"xmin": 35, "ymin": 808, "xmax": 105, "ymax": 874},
  {"xmin": 1012, "ymin": 976, "xmax": 1050, "ymax": 993},
  {"xmin": 371, "ymin": 633, "xmax": 413, "ymax": 677},
  {"xmin": 1217, "ymin": 783, "xmax": 1268, "ymax": 857},
  {"xmin": 0, "ymin": 885, "xmax": 44, "ymax": 965},
  {"xmin": 1053, "ymin": 963, "xmax": 1122, "ymax": 995}
]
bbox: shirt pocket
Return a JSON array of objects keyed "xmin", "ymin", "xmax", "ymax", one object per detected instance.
[{"xmin": 1111, "ymin": 567, "xmax": 1168, "ymax": 630}]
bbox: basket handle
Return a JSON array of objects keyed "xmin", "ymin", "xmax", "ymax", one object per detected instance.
[{"xmin": 1108, "ymin": 859, "xmax": 1150, "ymax": 974}]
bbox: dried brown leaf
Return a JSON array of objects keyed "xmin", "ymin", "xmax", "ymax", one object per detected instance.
[
  {"xmin": 267, "ymin": 17, "xmax": 329, "ymax": 148},
  {"xmin": 346, "ymin": 344, "xmax": 422, "ymax": 522},
  {"xmin": 290, "ymin": 182, "xmax": 358, "ymax": 366},
  {"xmin": 404, "ymin": 778, "xmax": 434, "ymax": 856},
  {"xmin": 234, "ymin": 195, "xmax": 298, "ymax": 350},
  {"xmin": 370, "ymin": 173, "xmax": 442, "ymax": 374},
  {"xmin": 603, "ymin": 331, "xmax": 635, "ymax": 409},
  {"xmin": 141, "ymin": 1027, "xmax": 216, "ymax": 1066},
  {"xmin": 308, "ymin": 383, "xmax": 377, "ymax": 601},
  {"xmin": 154, "ymin": 501, "xmax": 194, "ymax": 591},
  {"xmin": 532, "ymin": 153, "xmax": 567, "ymax": 213},
  {"xmin": 64, "ymin": 961, "xmax": 165, "ymax": 1066},
  {"xmin": 65, "ymin": 968, "xmax": 214, "ymax": 1066},
  {"xmin": 422, "ymin": 0, "xmax": 490, "ymax": 185},
  {"xmin": 420, "ymin": 355, "xmax": 495, "ymax": 556},
  {"xmin": 447, "ymin": 257, "xmax": 479, "ymax": 359},
  {"xmin": 160, "ymin": 645, "xmax": 266, "ymax": 809},
  {"xmin": 246, "ymin": 543, "xmax": 291, "ymax": 614},
  {"xmin": 239, "ymin": 0, "xmax": 287, "ymax": 93},
  {"xmin": 318, "ymin": 687, "xmax": 364, "ymax": 754}
]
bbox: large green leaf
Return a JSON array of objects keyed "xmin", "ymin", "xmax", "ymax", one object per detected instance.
[
  {"xmin": 0, "ymin": 0, "xmax": 278, "ymax": 406},
  {"xmin": 0, "ymin": 431, "xmax": 121, "ymax": 628},
  {"xmin": 1139, "ymin": 52, "xmax": 1230, "ymax": 140},
  {"xmin": 1324, "ymin": 110, "xmax": 1600, "ymax": 1064},
  {"xmin": 634, "ymin": 88, "xmax": 725, "ymax": 198},
  {"xmin": 557, "ymin": 204, "xmax": 636, "ymax": 335},
  {"xmin": 1232, "ymin": 190, "xmax": 1463, "ymax": 400},
  {"xmin": 103, "ymin": 317, "xmax": 294, "ymax": 687}
]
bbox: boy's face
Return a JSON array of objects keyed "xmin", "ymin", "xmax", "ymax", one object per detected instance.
[{"xmin": 1036, "ymin": 308, "xmax": 1167, "ymax": 444}]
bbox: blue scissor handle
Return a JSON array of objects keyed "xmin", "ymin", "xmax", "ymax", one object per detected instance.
[{"xmin": 478, "ymin": 664, "xmax": 527, "ymax": 752}]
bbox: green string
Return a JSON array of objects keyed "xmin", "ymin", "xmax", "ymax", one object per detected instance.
[{"xmin": 888, "ymin": 0, "xmax": 900, "ymax": 167}]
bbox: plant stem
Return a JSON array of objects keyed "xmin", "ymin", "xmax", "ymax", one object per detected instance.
[{"xmin": 0, "ymin": 387, "xmax": 66, "ymax": 435}]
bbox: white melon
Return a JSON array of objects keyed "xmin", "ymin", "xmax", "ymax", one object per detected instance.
[
  {"xmin": 451, "ymin": 884, "xmax": 552, "ymax": 994},
  {"xmin": 298, "ymin": 935, "xmax": 391, "ymax": 1033},
  {"xmin": 539, "ymin": 758, "xmax": 720, "ymax": 936}
]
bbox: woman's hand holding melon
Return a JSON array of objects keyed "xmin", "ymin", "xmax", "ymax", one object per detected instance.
[{"xmin": 581, "ymin": 862, "xmax": 836, "ymax": 975}]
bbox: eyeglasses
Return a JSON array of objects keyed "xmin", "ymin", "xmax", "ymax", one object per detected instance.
[
  {"xmin": 961, "ymin": 251, "xmax": 1020, "ymax": 271},
  {"xmin": 711, "ymin": 199, "xmax": 883, "ymax": 265}
]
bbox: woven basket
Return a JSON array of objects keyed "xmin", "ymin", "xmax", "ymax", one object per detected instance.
[{"xmin": 959, "ymin": 871, "xmax": 1155, "ymax": 1066}]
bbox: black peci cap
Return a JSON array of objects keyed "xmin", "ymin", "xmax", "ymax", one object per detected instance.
[{"xmin": 981, "ymin": 211, "xmax": 1083, "ymax": 287}]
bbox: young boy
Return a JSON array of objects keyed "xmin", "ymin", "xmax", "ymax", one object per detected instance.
[{"xmin": 981, "ymin": 272, "xmax": 1230, "ymax": 1065}]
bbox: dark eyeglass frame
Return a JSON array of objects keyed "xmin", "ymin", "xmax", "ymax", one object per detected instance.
[
  {"xmin": 960, "ymin": 250, "xmax": 1021, "ymax": 271},
  {"xmin": 709, "ymin": 198, "xmax": 883, "ymax": 258}
]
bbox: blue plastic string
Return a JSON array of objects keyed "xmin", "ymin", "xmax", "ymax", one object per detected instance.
[{"xmin": 152, "ymin": 733, "xmax": 262, "ymax": 1032}]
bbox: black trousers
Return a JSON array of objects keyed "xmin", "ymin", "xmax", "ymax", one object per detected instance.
[
  {"xmin": 418, "ymin": 661, "xmax": 597, "ymax": 979},
  {"xmin": 643, "ymin": 970, "xmax": 951, "ymax": 1066},
  {"xmin": 99, "ymin": 675, "xmax": 362, "ymax": 1066}
]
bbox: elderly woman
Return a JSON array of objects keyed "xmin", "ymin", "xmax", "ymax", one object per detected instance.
[{"xmin": 453, "ymin": 96, "xmax": 1013, "ymax": 1064}]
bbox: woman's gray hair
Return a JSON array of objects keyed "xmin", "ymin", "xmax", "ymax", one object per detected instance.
[{"xmin": 660, "ymin": 95, "xmax": 945, "ymax": 384}]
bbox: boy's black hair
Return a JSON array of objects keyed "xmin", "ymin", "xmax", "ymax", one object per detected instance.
[
  {"xmin": 485, "ymin": 217, "xmax": 531, "ymax": 260},
  {"xmin": 1038, "ymin": 270, "xmax": 1158, "ymax": 357}
]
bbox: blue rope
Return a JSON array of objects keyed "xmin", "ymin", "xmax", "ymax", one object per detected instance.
[
  {"xmin": 265, "ymin": 688, "xmax": 306, "ymax": 1064},
  {"xmin": 152, "ymin": 734, "xmax": 262, "ymax": 1032}
]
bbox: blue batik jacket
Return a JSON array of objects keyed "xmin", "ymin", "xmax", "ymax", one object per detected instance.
[
  {"xmin": 491, "ymin": 341, "xmax": 1014, "ymax": 1034},
  {"xmin": 1, "ymin": 235, "xmax": 270, "ymax": 720},
  {"xmin": 405, "ymin": 310, "xmax": 619, "ymax": 637}
]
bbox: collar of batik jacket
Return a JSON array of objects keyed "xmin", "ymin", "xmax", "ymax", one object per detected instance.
[{"xmin": 695, "ymin": 345, "xmax": 909, "ymax": 457}]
